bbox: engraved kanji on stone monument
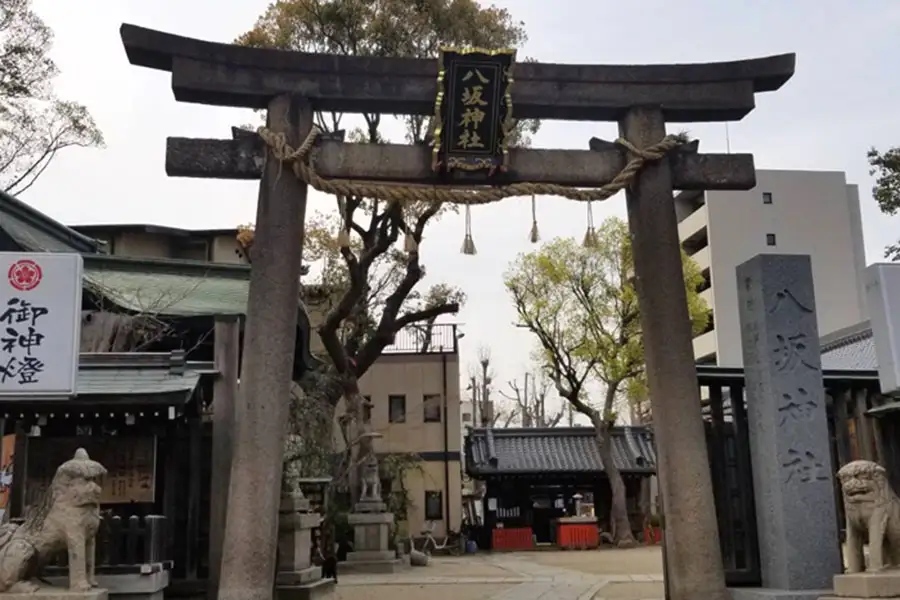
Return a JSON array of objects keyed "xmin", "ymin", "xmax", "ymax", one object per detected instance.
[
  {"xmin": 782, "ymin": 448, "xmax": 829, "ymax": 484},
  {"xmin": 777, "ymin": 387, "xmax": 817, "ymax": 425},
  {"xmin": 736, "ymin": 254, "xmax": 841, "ymax": 597}
]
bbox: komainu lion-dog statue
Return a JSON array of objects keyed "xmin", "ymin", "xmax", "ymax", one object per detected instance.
[
  {"xmin": 0, "ymin": 448, "xmax": 106, "ymax": 593},
  {"xmin": 838, "ymin": 460, "xmax": 900, "ymax": 572}
]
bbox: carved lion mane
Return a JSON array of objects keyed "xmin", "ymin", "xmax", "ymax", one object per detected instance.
[
  {"xmin": 0, "ymin": 448, "xmax": 107, "ymax": 593},
  {"xmin": 838, "ymin": 460, "xmax": 900, "ymax": 572}
]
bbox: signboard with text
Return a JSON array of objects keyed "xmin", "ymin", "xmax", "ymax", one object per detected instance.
[
  {"xmin": 432, "ymin": 47, "xmax": 516, "ymax": 175},
  {"xmin": 0, "ymin": 253, "xmax": 82, "ymax": 396},
  {"xmin": 25, "ymin": 436, "xmax": 156, "ymax": 505}
]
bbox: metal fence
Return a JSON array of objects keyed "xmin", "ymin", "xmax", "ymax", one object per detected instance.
[
  {"xmin": 697, "ymin": 365, "xmax": 885, "ymax": 587},
  {"xmin": 698, "ymin": 369, "xmax": 761, "ymax": 586},
  {"xmin": 382, "ymin": 323, "xmax": 459, "ymax": 354}
]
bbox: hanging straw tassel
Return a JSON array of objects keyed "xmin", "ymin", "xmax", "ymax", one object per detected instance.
[
  {"xmin": 403, "ymin": 204, "xmax": 418, "ymax": 252},
  {"xmin": 461, "ymin": 204, "xmax": 477, "ymax": 255},
  {"xmin": 337, "ymin": 228, "xmax": 351, "ymax": 249},
  {"xmin": 583, "ymin": 200, "xmax": 597, "ymax": 248},
  {"xmin": 529, "ymin": 195, "xmax": 540, "ymax": 243},
  {"xmin": 336, "ymin": 195, "xmax": 351, "ymax": 249},
  {"xmin": 404, "ymin": 230, "xmax": 418, "ymax": 252}
]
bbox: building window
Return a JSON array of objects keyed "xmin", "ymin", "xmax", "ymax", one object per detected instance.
[
  {"xmin": 389, "ymin": 395, "xmax": 406, "ymax": 423},
  {"xmin": 362, "ymin": 395, "xmax": 372, "ymax": 423},
  {"xmin": 762, "ymin": 192, "xmax": 773, "ymax": 204},
  {"xmin": 424, "ymin": 394, "xmax": 442, "ymax": 422},
  {"xmin": 766, "ymin": 233, "xmax": 776, "ymax": 246},
  {"xmin": 462, "ymin": 412, "xmax": 472, "ymax": 423},
  {"xmin": 425, "ymin": 491, "xmax": 443, "ymax": 521}
]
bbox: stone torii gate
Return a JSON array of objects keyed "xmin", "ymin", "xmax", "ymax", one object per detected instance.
[{"xmin": 120, "ymin": 24, "xmax": 794, "ymax": 600}]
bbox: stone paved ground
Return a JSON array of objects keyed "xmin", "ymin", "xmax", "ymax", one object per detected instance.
[{"xmin": 335, "ymin": 546, "xmax": 665, "ymax": 600}]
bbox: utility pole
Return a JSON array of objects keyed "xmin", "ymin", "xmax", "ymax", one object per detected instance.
[
  {"xmin": 469, "ymin": 376, "xmax": 479, "ymax": 427},
  {"xmin": 480, "ymin": 358, "xmax": 493, "ymax": 427},
  {"xmin": 522, "ymin": 372, "xmax": 531, "ymax": 427}
]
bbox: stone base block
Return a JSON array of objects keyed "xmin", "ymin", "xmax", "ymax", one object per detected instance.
[
  {"xmin": 45, "ymin": 570, "xmax": 168, "ymax": 600},
  {"xmin": 834, "ymin": 572, "xmax": 900, "ymax": 598},
  {"xmin": 352, "ymin": 500, "xmax": 387, "ymax": 513},
  {"xmin": 277, "ymin": 567, "xmax": 323, "ymax": 587},
  {"xmin": 347, "ymin": 550, "xmax": 396, "ymax": 562},
  {"xmin": 822, "ymin": 597, "xmax": 895, "ymax": 600},
  {"xmin": 347, "ymin": 512, "xmax": 393, "ymax": 526},
  {"xmin": 1, "ymin": 589, "xmax": 108, "ymax": 600},
  {"xmin": 276, "ymin": 578, "xmax": 336, "ymax": 600},
  {"xmin": 729, "ymin": 587, "xmax": 833, "ymax": 600},
  {"xmin": 339, "ymin": 557, "xmax": 407, "ymax": 574}
]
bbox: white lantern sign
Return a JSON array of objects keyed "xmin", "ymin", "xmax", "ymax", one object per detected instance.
[{"xmin": 0, "ymin": 253, "xmax": 83, "ymax": 396}]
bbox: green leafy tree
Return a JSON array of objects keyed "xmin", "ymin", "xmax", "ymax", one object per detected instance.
[
  {"xmin": 236, "ymin": 0, "xmax": 537, "ymax": 545},
  {"xmin": 504, "ymin": 217, "xmax": 709, "ymax": 546},
  {"xmin": 0, "ymin": 0, "xmax": 103, "ymax": 195},
  {"xmin": 867, "ymin": 146, "xmax": 900, "ymax": 260}
]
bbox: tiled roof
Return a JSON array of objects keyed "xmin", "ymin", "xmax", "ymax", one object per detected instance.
[
  {"xmin": 0, "ymin": 190, "xmax": 101, "ymax": 253},
  {"xmin": 820, "ymin": 321, "xmax": 877, "ymax": 371},
  {"xmin": 465, "ymin": 426, "xmax": 656, "ymax": 477},
  {"xmin": 76, "ymin": 355, "xmax": 207, "ymax": 397},
  {"xmin": 82, "ymin": 254, "xmax": 254, "ymax": 317},
  {"xmin": 81, "ymin": 255, "xmax": 319, "ymax": 372}
]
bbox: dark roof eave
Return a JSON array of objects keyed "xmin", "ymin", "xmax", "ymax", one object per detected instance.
[
  {"xmin": 0, "ymin": 390, "xmax": 197, "ymax": 408},
  {"xmin": 467, "ymin": 468, "xmax": 657, "ymax": 477},
  {"xmin": 0, "ymin": 190, "xmax": 102, "ymax": 253},
  {"xmin": 71, "ymin": 223, "xmax": 240, "ymax": 238}
]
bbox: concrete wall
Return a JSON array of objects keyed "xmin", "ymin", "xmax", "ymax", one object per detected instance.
[
  {"xmin": 679, "ymin": 170, "xmax": 868, "ymax": 366},
  {"xmin": 110, "ymin": 232, "xmax": 172, "ymax": 259},
  {"xmin": 209, "ymin": 235, "xmax": 247, "ymax": 264},
  {"xmin": 332, "ymin": 353, "xmax": 463, "ymax": 538},
  {"xmin": 90, "ymin": 230, "xmax": 248, "ymax": 265}
]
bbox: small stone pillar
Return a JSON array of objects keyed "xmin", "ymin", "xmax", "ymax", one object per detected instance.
[
  {"xmin": 276, "ymin": 493, "xmax": 335, "ymax": 600},
  {"xmin": 731, "ymin": 254, "xmax": 841, "ymax": 600}
]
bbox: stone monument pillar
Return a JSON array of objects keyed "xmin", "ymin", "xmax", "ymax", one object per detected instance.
[
  {"xmin": 276, "ymin": 492, "xmax": 335, "ymax": 600},
  {"xmin": 731, "ymin": 254, "xmax": 841, "ymax": 600}
]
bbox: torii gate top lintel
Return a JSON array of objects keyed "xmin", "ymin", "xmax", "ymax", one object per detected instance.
[{"xmin": 119, "ymin": 23, "xmax": 795, "ymax": 122}]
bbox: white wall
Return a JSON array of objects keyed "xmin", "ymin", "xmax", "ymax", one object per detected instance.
[{"xmin": 704, "ymin": 170, "xmax": 868, "ymax": 366}]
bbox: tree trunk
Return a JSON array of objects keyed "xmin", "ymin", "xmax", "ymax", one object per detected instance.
[
  {"xmin": 340, "ymin": 376, "xmax": 367, "ymax": 504},
  {"xmin": 591, "ymin": 413, "xmax": 636, "ymax": 547}
]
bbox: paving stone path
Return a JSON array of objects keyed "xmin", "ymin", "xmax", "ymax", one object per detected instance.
[{"xmin": 336, "ymin": 551, "xmax": 665, "ymax": 600}]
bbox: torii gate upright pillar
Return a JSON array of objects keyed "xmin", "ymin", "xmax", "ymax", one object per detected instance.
[
  {"xmin": 619, "ymin": 107, "xmax": 725, "ymax": 600},
  {"xmin": 218, "ymin": 94, "xmax": 312, "ymax": 600}
]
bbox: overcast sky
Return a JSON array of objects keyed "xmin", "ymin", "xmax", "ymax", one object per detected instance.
[{"xmin": 25, "ymin": 0, "xmax": 900, "ymax": 412}]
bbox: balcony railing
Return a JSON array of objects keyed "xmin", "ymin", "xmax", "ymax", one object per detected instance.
[{"xmin": 382, "ymin": 323, "xmax": 459, "ymax": 354}]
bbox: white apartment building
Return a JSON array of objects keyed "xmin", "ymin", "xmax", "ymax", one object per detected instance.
[{"xmin": 676, "ymin": 169, "xmax": 868, "ymax": 366}]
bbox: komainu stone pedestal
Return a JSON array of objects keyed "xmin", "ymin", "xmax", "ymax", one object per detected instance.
[
  {"xmin": 821, "ymin": 570, "xmax": 900, "ymax": 600},
  {"xmin": 1, "ymin": 590, "xmax": 108, "ymax": 600},
  {"xmin": 46, "ymin": 570, "xmax": 168, "ymax": 600},
  {"xmin": 275, "ymin": 494, "xmax": 335, "ymax": 600},
  {"xmin": 343, "ymin": 501, "xmax": 404, "ymax": 574}
]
